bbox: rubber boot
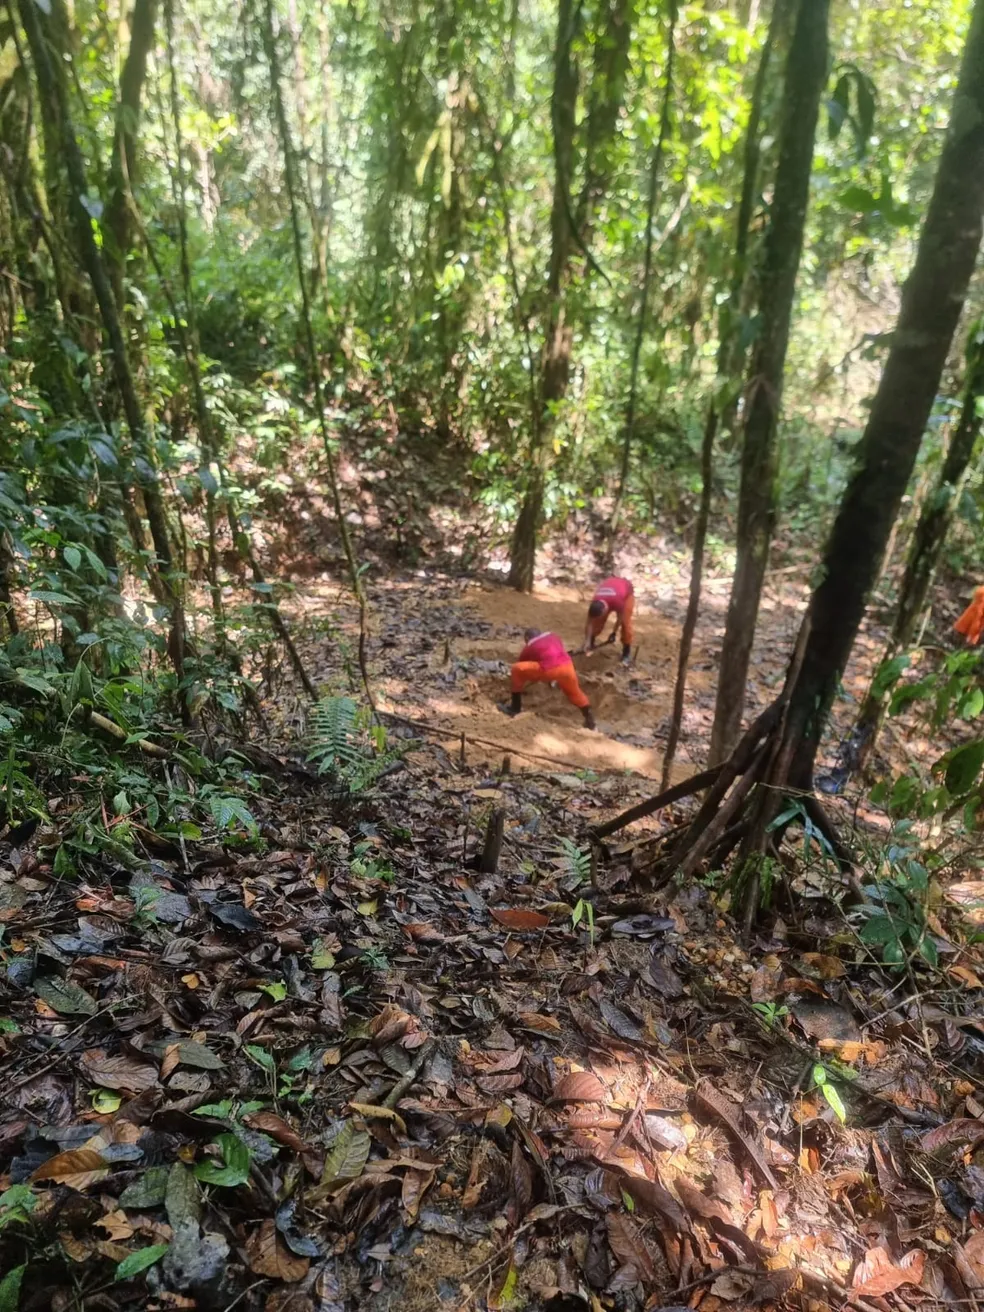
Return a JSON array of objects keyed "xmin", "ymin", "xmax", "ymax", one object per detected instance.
[
  {"xmin": 621, "ymin": 644, "xmax": 632, "ymax": 665},
  {"xmin": 498, "ymin": 692, "xmax": 522, "ymax": 718},
  {"xmin": 582, "ymin": 706, "xmax": 596, "ymax": 731}
]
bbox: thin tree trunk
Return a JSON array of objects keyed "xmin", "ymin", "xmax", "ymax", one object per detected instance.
[
  {"xmin": 104, "ymin": 0, "xmax": 157, "ymax": 310},
  {"xmin": 780, "ymin": 0, "xmax": 984, "ymax": 790},
  {"xmin": 163, "ymin": 0, "xmax": 222, "ymax": 641},
  {"xmin": 719, "ymin": 0, "xmax": 786, "ymax": 426},
  {"xmin": 709, "ymin": 0, "xmax": 829, "ymax": 765},
  {"xmin": 660, "ymin": 401, "xmax": 714, "ymax": 789},
  {"xmin": 508, "ymin": 0, "xmax": 578, "ymax": 592},
  {"xmin": 850, "ymin": 325, "xmax": 984, "ymax": 770},
  {"xmin": 611, "ymin": 0, "xmax": 677, "ymax": 531},
  {"xmin": 261, "ymin": 0, "xmax": 374, "ymax": 707},
  {"xmin": 508, "ymin": 0, "xmax": 632, "ymax": 591},
  {"xmin": 18, "ymin": 0, "xmax": 189, "ymax": 706},
  {"xmin": 660, "ymin": 0, "xmax": 782, "ymax": 785}
]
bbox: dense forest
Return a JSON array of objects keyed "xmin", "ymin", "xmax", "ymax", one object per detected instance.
[{"xmin": 2, "ymin": 0, "xmax": 984, "ymax": 1308}]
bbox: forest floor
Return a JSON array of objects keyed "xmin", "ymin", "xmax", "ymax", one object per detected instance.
[{"xmin": 4, "ymin": 475, "xmax": 984, "ymax": 1311}]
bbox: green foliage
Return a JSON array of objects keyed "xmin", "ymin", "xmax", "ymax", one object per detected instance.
[
  {"xmin": 194, "ymin": 1133, "xmax": 252, "ymax": 1187},
  {"xmin": 557, "ymin": 838, "xmax": 592, "ymax": 888},
  {"xmin": 306, "ymin": 697, "xmax": 398, "ymax": 791},
  {"xmin": 852, "ymin": 825, "xmax": 939, "ymax": 969},
  {"xmin": 811, "ymin": 1064, "xmax": 847, "ymax": 1124},
  {"xmin": 115, "ymin": 1244, "xmax": 169, "ymax": 1282}
]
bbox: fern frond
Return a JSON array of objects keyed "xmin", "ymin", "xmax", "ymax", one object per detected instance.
[{"xmin": 306, "ymin": 696, "xmax": 359, "ymax": 773}]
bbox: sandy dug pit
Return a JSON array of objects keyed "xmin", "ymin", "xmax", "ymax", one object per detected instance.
[{"xmin": 394, "ymin": 583, "xmax": 710, "ymax": 780}]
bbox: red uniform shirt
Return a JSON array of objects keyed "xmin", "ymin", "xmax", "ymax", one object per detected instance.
[
  {"xmin": 593, "ymin": 576, "xmax": 633, "ymax": 616},
  {"xmin": 519, "ymin": 632, "xmax": 569, "ymax": 670}
]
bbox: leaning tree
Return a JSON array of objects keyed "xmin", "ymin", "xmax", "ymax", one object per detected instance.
[{"xmin": 595, "ymin": 0, "xmax": 984, "ymax": 933}]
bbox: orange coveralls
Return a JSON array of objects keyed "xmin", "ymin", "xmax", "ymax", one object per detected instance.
[
  {"xmin": 955, "ymin": 587, "xmax": 984, "ymax": 645},
  {"xmin": 588, "ymin": 576, "xmax": 635, "ymax": 645},
  {"xmin": 510, "ymin": 632, "xmax": 590, "ymax": 709}
]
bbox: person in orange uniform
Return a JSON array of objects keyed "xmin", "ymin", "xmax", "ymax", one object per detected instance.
[
  {"xmin": 583, "ymin": 576, "xmax": 634, "ymax": 663},
  {"xmin": 955, "ymin": 586, "xmax": 984, "ymax": 645},
  {"xmin": 501, "ymin": 629, "xmax": 596, "ymax": 730}
]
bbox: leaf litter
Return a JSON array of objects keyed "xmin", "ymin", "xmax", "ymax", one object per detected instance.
[{"xmin": 2, "ymin": 569, "xmax": 984, "ymax": 1311}]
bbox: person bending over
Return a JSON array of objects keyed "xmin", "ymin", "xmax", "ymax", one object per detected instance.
[
  {"xmin": 501, "ymin": 629, "xmax": 596, "ymax": 730},
  {"xmin": 583, "ymin": 576, "xmax": 634, "ymax": 663}
]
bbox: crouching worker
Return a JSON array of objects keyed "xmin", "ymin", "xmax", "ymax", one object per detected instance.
[
  {"xmin": 583, "ymin": 576, "xmax": 634, "ymax": 663},
  {"xmin": 955, "ymin": 586, "xmax": 984, "ymax": 645},
  {"xmin": 501, "ymin": 629, "xmax": 596, "ymax": 730}
]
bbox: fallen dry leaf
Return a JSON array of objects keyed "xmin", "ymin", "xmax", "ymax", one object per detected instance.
[
  {"xmin": 852, "ymin": 1245, "xmax": 925, "ymax": 1296},
  {"xmin": 30, "ymin": 1148, "xmax": 109, "ymax": 1190},
  {"xmin": 920, "ymin": 1118, "xmax": 984, "ymax": 1151},
  {"xmin": 245, "ymin": 1218, "xmax": 310, "ymax": 1282},
  {"xmin": 606, "ymin": 1212, "xmax": 657, "ymax": 1283},
  {"xmin": 797, "ymin": 952, "xmax": 847, "ymax": 979},
  {"xmin": 490, "ymin": 907, "xmax": 550, "ymax": 931},
  {"xmin": 244, "ymin": 1111, "xmax": 310, "ymax": 1153},
  {"xmin": 550, "ymin": 1070, "xmax": 607, "ymax": 1104},
  {"xmin": 80, "ymin": 1049, "xmax": 159, "ymax": 1094}
]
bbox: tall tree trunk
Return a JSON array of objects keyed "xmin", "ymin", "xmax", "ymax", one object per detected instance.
[
  {"xmin": 847, "ymin": 324, "xmax": 984, "ymax": 772},
  {"xmin": 261, "ymin": 0, "xmax": 374, "ymax": 706},
  {"xmin": 610, "ymin": 0, "xmax": 677, "ymax": 533},
  {"xmin": 508, "ymin": 0, "xmax": 578, "ymax": 592},
  {"xmin": 708, "ymin": 0, "xmax": 829, "ymax": 765},
  {"xmin": 104, "ymin": 0, "xmax": 158, "ymax": 310},
  {"xmin": 718, "ymin": 0, "xmax": 786, "ymax": 429},
  {"xmin": 659, "ymin": 0, "xmax": 783, "ymax": 786},
  {"xmin": 508, "ymin": 0, "xmax": 632, "ymax": 591},
  {"xmin": 781, "ymin": 0, "xmax": 984, "ymax": 791},
  {"xmin": 18, "ymin": 0, "xmax": 188, "ymax": 705}
]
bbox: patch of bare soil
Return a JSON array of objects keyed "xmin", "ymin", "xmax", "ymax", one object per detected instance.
[{"xmin": 388, "ymin": 582, "xmax": 709, "ymax": 779}]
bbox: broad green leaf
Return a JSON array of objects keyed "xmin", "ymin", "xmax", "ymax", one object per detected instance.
[
  {"xmin": 245, "ymin": 1044, "xmax": 275, "ymax": 1072},
  {"xmin": 34, "ymin": 977, "xmax": 97, "ymax": 1015},
  {"xmin": 119, "ymin": 1166, "xmax": 169, "ymax": 1210},
  {"xmin": 0, "ymin": 1264, "xmax": 25, "ymax": 1312},
  {"xmin": 944, "ymin": 740, "xmax": 984, "ymax": 796},
  {"xmin": 820, "ymin": 1081, "xmax": 847, "ymax": 1124},
  {"xmin": 195, "ymin": 1134, "xmax": 251, "ymax": 1188},
  {"xmin": 165, "ymin": 1163, "xmax": 201, "ymax": 1229},
  {"xmin": 114, "ymin": 1244, "xmax": 169, "ymax": 1281},
  {"xmin": 321, "ymin": 1120, "xmax": 371, "ymax": 1189},
  {"xmin": 63, "ymin": 546, "xmax": 82, "ymax": 572},
  {"xmin": 259, "ymin": 981, "xmax": 287, "ymax": 1002}
]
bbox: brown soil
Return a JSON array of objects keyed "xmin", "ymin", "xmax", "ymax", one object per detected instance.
[{"xmin": 372, "ymin": 582, "xmax": 711, "ymax": 780}]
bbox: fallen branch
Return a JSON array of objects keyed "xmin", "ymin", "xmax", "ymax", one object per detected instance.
[
  {"xmin": 89, "ymin": 711, "xmax": 169, "ymax": 759},
  {"xmin": 589, "ymin": 764, "xmax": 723, "ymax": 840}
]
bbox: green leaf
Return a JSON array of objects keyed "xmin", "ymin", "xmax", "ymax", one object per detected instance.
[
  {"xmin": 859, "ymin": 915, "xmax": 901, "ymax": 946},
  {"xmin": 34, "ymin": 976, "xmax": 97, "ymax": 1015},
  {"xmin": 919, "ymin": 935, "xmax": 939, "ymax": 968},
  {"xmin": 194, "ymin": 1133, "xmax": 251, "ymax": 1188},
  {"xmin": 245, "ymin": 1043, "xmax": 275, "ymax": 1072},
  {"xmin": 0, "ymin": 1264, "xmax": 25, "ymax": 1312},
  {"xmin": 259, "ymin": 981, "xmax": 287, "ymax": 1002},
  {"xmin": 91, "ymin": 1089, "xmax": 122, "ymax": 1114},
  {"xmin": 119, "ymin": 1167, "xmax": 169, "ymax": 1210},
  {"xmin": 820, "ymin": 1080, "xmax": 847, "ymax": 1124},
  {"xmin": 165, "ymin": 1163, "xmax": 201, "ymax": 1230},
  {"xmin": 28, "ymin": 589, "xmax": 76, "ymax": 606},
  {"xmin": 321, "ymin": 1120, "xmax": 371, "ymax": 1189},
  {"xmin": 871, "ymin": 653, "xmax": 909, "ymax": 699},
  {"xmin": 63, "ymin": 546, "xmax": 82, "ymax": 572},
  {"xmin": 114, "ymin": 1244, "xmax": 169, "ymax": 1282},
  {"xmin": 944, "ymin": 740, "xmax": 984, "ymax": 796},
  {"xmin": 812, "ymin": 1063, "xmax": 827, "ymax": 1087}
]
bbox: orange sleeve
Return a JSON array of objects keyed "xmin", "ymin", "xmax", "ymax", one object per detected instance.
[{"xmin": 955, "ymin": 587, "xmax": 984, "ymax": 645}]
